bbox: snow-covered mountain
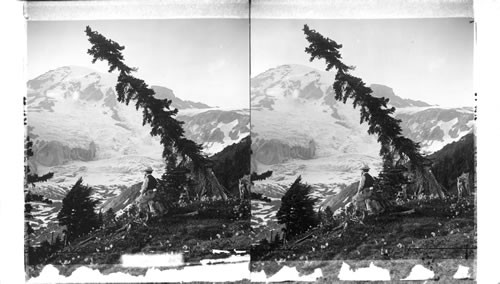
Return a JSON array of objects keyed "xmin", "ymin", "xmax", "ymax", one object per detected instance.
[
  {"xmin": 395, "ymin": 107, "xmax": 474, "ymax": 153},
  {"xmin": 251, "ymin": 64, "xmax": 473, "ymax": 181},
  {"xmin": 250, "ymin": 64, "xmax": 474, "ymax": 239},
  {"xmin": 27, "ymin": 66, "xmax": 249, "ymax": 168},
  {"xmin": 26, "ymin": 66, "xmax": 249, "ymax": 239},
  {"xmin": 26, "ymin": 65, "xmax": 249, "ymax": 182},
  {"xmin": 252, "ymin": 64, "xmax": 379, "ymax": 183},
  {"xmin": 177, "ymin": 108, "xmax": 250, "ymax": 155}
]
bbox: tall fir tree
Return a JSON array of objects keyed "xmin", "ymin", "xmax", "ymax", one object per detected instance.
[
  {"xmin": 85, "ymin": 26, "xmax": 228, "ymax": 202},
  {"xmin": 85, "ymin": 26, "xmax": 206, "ymax": 167},
  {"xmin": 302, "ymin": 25, "xmax": 445, "ymax": 199},
  {"xmin": 161, "ymin": 153, "xmax": 192, "ymax": 204},
  {"xmin": 57, "ymin": 178, "xmax": 101, "ymax": 241},
  {"xmin": 303, "ymin": 25, "xmax": 425, "ymax": 167},
  {"xmin": 276, "ymin": 176, "xmax": 318, "ymax": 239}
]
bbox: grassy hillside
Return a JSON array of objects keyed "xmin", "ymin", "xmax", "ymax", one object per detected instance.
[
  {"xmin": 252, "ymin": 196, "xmax": 475, "ymax": 262},
  {"xmin": 28, "ymin": 199, "xmax": 251, "ymax": 278}
]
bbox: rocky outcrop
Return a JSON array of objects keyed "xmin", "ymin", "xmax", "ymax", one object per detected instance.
[
  {"xmin": 396, "ymin": 108, "xmax": 474, "ymax": 143},
  {"xmin": 151, "ymin": 85, "xmax": 211, "ymax": 109},
  {"xmin": 100, "ymin": 182, "xmax": 142, "ymax": 214},
  {"xmin": 253, "ymin": 139, "xmax": 316, "ymax": 165},
  {"xmin": 34, "ymin": 140, "xmax": 97, "ymax": 166},
  {"xmin": 178, "ymin": 110, "xmax": 250, "ymax": 145},
  {"xmin": 370, "ymin": 84, "xmax": 431, "ymax": 108}
]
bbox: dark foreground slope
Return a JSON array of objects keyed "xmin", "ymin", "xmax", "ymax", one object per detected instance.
[
  {"xmin": 252, "ymin": 196, "xmax": 475, "ymax": 262},
  {"xmin": 27, "ymin": 199, "xmax": 251, "ymax": 278}
]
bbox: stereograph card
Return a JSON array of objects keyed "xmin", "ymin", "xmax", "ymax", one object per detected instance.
[{"xmin": 3, "ymin": 0, "xmax": 495, "ymax": 282}]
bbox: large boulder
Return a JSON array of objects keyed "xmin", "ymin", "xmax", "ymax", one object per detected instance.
[
  {"xmin": 320, "ymin": 181, "xmax": 359, "ymax": 213},
  {"xmin": 100, "ymin": 182, "xmax": 142, "ymax": 214}
]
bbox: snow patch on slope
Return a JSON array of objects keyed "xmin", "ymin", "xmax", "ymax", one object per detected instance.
[
  {"xmin": 425, "ymin": 118, "xmax": 459, "ymax": 152},
  {"xmin": 204, "ymin": 119, "xmax": 243, "ymax": 155}
]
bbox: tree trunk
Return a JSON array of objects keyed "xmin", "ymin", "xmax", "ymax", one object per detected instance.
[
  {"xmin": 412, "ymin": 165, "xmax": 447, "ymax": 199},
  {"xmin": 191, "ymin": 167, "xmax": 228, "ymax": 201}
]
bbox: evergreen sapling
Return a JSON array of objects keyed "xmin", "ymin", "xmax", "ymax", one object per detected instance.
[
  {"xmin": 277, "ymin": 176, "xmax": 318, "ymax": 239},
  {"xmin": 57, "ymin": 178, "xmax": 101, "ymax": 241}
]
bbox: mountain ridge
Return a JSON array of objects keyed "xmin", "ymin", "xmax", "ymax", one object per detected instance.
[
  {"xmin": 27, "ymin": 65, "xmax": 249, "ymax": 168},
  {"xmin": 28, "ymin": 66, "xmax": 214, "ymax": 111},
  {"xmin": 251, "ymin": 64, "xmax": 474, "ymax": 170}
]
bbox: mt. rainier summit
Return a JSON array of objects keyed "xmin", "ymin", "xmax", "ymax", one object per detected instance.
[
  {"xmin": 26, "ymin": 64, "xmax": 473, "ymax": 185},
  {"xmin": 251, "ymin": 64, "xmax": 473, "ymax": 183},
  {"xmin": 27, "ymin": 66, "xmax": 249, "ymax": 170},
  {"xmin": 26, "ymin": 66, "xmax": 249, "ymax": 192}
]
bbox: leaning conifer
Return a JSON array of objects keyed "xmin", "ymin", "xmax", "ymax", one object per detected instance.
[
  {"xmin": 85, "ymin": 27, "xmax": 231, "ymax": 202},
  {"xmin": 303, "ymin": 25, "xmax": 426, "ymax": 167},
  {"xmin": 302, "ymin": 25, "xmax": 448, "ymax": 200},
  {"xmin": 85, "ymin": 26, "xmax": 206, "ymax": 168}
]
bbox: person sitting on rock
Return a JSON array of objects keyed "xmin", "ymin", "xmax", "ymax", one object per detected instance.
[
  {"xmin": 353, "ymin": 164, "xmax": 383, "ymax": 218},
  {"xmin": 138, "ymin": 166, "xmax": 164, "ymax": 220},
  {"xmin": 238, "ymin": 175, "xmax": 251, "ymax": 201},
  {"xmin": 457, "ymin": 177, "xmax": 468, "ymax": 199}
]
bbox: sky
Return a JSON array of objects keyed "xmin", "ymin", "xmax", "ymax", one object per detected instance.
[
  {"xmin": 28, "ymin": 18, "xmax": 473, "ymax": 108},
  {"xmin": 252, "ymin": 18, "xmax": 474, "ymax": 108},
  {"xmin": 28, "ymin": 19, "xmax": 249, "ymax": 109}
]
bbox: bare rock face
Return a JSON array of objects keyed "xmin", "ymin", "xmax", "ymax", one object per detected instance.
[
  {"xmin": 34, "ymin": 141, "xmax": 97, "ymax": 166},
  {"xmin": 178, "ymin": 110, "xmax": 250, "ymax": 144},
  {"xmin": 253, "ymin": 139, "xmax": 316, "ymax": 165},
  {"xmin": 100, "ymin": 182, "xmax": 142, "ymax": 214},
  {"xmin": 396, "ymin": 108, "xmax": 474, "ymax": 142}
]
